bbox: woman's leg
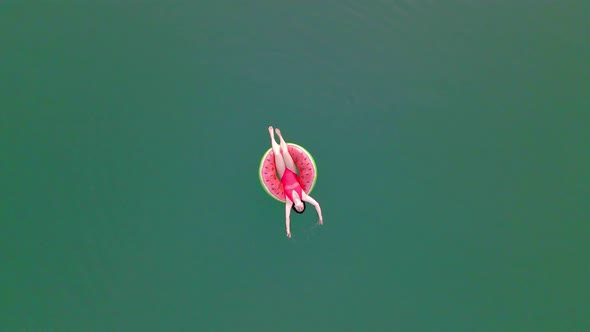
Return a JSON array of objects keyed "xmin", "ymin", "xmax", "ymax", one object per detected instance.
[
  {"xmin": 269, "ymin": 126, "xmax": 286, "ymax": 178},
  {"xmin": 275, "ymin": 128, "xmax": 298, "ymax": 173}
]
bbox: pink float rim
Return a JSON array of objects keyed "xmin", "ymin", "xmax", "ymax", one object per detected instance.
[{"xmin": 258, "ymin": 143, "xmax": 317, "ymax": 202}]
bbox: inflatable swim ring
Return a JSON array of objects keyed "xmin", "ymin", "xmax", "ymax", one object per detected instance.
[{"xmin": 259, "ymin": 143, "xmax": 317, "ymax": 202}]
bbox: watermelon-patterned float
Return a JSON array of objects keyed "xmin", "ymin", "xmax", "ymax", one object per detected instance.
[{"xmin": 259, "ymin": 143, "xmax": 317, "ymax": 202}]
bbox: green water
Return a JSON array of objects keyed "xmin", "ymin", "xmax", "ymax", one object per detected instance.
[{"xmin": 2, "ymin": 2, "xmax": 589, "ymax": 331}]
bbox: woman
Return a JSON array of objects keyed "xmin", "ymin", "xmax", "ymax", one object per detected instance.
[{"xmin": 268, "ymin": 126, "xmax": 323, "ymax": 238}]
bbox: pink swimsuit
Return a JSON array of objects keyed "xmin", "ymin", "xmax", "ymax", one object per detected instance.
[{"xmin": 281, "ymin": 168, "xmax": 303, "ymax": 203}]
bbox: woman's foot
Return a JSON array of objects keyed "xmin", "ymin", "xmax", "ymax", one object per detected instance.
[
  {"xmin": 275, "ymin": 128, "xmax": 283, "ymax": 138},
  {"xmin": 268, "ymin": 126, "xmax": 274, "ymax": 137}
]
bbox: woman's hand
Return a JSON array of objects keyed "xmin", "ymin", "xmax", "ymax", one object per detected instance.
[
  {"xmin": 286, "ymin": 229, "xmax": 292, "ymax": 238},
  {"xmin": 302, "ymin": 193, "xmax": 323, "ymax": 227}
]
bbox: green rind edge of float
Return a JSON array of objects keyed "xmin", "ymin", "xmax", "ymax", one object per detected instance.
[
  {"xmin": 288, "ymin": 143, "xmax": 318, "ymax": 194},
  {"xmin": 258, "ymin": 143, "xmax": 318, "ymax": 202},
  {"xmin": 258, "ymin": 147, "xmax": 285, "ymax": 203}
]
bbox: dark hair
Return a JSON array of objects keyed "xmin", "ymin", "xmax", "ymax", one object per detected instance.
[{"xmin": 292, "ymin": 201, "xmax": 306, "ymax": 214}]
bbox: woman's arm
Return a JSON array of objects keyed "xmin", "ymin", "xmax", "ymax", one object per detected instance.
[
  {"xmin": 302, "ymin": 193, "xmax": 323, "ymax": 225},
  {"xmin": 285, "ymin": 200, "xmax": 293, "ymax": 238}
]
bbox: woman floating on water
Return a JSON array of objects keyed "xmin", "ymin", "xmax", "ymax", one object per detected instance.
[{"xmin": 268, "ymin": 126, "xmax": 323, "ymax": 238}]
